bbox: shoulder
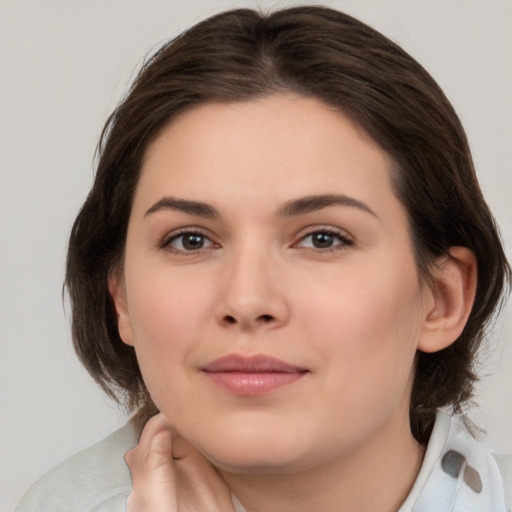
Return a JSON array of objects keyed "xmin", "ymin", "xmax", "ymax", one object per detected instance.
[
  {"xmin": 16, "ymin": 421, "xmax": 138, "ymax": 512},
  {"xmin": 402, "ymin": 411, "xmax": 511, "ymax": 511},
  {"xmin": 441, "ymin": 412, "xmax": 511, "ymax": 511}
]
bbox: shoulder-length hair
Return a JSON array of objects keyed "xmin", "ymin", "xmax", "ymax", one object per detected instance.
[{"xmin": 66, "ymin": 6, "xmax": 510, "ymax": 442}]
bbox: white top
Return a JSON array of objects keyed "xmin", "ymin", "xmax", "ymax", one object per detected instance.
[
  {"xmin": 16, "ymin": 423, "xmax": 136, "ymax": 512},
  {"xmin": 17, "ymin": 411, "xmax": 511, "ymax": 512}
]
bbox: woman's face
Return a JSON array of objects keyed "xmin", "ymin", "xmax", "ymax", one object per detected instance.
[{"xmin": 113, "ymin": 94, "xmax": 435, "ymax": 473}]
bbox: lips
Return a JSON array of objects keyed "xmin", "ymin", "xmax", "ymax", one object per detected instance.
[
  {"xmin": 201, "ymin": 354, "xmax": 308, "ymax": 395},
  {"xmin": 202, "ymin": 354, "xmax": 307, "ymax": 373}
]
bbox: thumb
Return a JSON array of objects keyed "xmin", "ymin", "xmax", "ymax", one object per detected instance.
[
  {"xmin": 124, "ymin": 413, "xmax": 178, "ymax": 511},
  {"xmin": 171, "ymin": 431, "xmax": 235, "ymax": 511}
]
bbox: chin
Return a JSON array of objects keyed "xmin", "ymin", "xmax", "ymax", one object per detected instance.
[
  {"xmin": 206, "ymin": 448, "xmax": 306, "ymax": 475},
  {"xmin": 194, "ymin": 424, "xmax": 315, "ymax": 474}
]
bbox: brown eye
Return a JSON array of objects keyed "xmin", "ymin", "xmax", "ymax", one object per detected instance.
[
  {"xmin": 166, "ymin": 232, "xmax": 213, "ymax": 251},
  {"xmin": 311, "ymin": 232, "xmax": 335, "ymax": 248},
  {"xmin": 297, "ymin": 230, "xmax": 353, "ymax": 250},
  {"xmin": 182, "ymin": 234, "xmax": 206, "ymax": 250}
]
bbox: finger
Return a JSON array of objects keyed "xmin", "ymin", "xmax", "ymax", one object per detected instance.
[
  {"xmin": 125, "ymin": 414, "xmax": 174, "ymax": 471},
  {"xmin": 124, "ymin": 413, "xmax": 178, "ymax": 512},
  {"xmin": 125, "ymin": 414, "xmax": 236, "ymax": 512},
  {"xmin": 172, "ymin": 435, "xmax": 235, "ymax": 511}
]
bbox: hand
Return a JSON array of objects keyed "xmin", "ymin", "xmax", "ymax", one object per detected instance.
[{"xmin": 124, "ymin": 413, "xmax": 235, "ymax": 512}]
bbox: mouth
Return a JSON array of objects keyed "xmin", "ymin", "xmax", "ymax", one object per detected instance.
[{"xmin": 201, "ymin": 354, "xmax": 309, "ymax": 396}]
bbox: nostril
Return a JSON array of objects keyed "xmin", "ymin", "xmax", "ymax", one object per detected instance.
[{"xmin": 221, "ymin": 313, "xmax": 276, "ymax": 326}]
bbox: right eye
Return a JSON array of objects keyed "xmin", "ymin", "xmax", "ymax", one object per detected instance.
[
  {"xmin": 294, "ymin": 228, "xmax": 353, "ymax": 252},
  {"xmin": 164, "ymin": 231, "xmax": 215, "ymax": 252}
]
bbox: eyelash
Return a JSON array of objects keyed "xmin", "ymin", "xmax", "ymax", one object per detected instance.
[
  {"xmin": 161, "ymin": 227, "xmax": 354, "ymax": 254},
  {"xmin": 294, "ymin": 227, "xmax": 354, "ymax": 252},
  {"xmin": 161, "ymin": 229, "xmax": 216, "ymax": 253}
]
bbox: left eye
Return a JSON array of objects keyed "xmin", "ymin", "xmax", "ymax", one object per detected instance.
[
  {"xmin": 296, "ymin": 230, "xmax": 352, "ymax": 250},
  {"xmin": 166, "ymin": 232, "xmax": 214, "ymax": 251}
]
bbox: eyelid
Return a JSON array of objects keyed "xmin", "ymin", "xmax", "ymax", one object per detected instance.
[
  {"xmin": 293, "ymin": 225, "xmax": 354, "ymax": 250},
  {"xmin": 158, "ymin": 225, "xmax": 353, "ymax": 253},
  {"xmin": 160, "ymin": 227, "xmax": 219, "ymax": 252}
]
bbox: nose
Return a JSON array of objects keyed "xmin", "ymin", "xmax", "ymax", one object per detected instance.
[{"xmin": 215, "ymin": 245, "xmax": 290, "ymax": 331}]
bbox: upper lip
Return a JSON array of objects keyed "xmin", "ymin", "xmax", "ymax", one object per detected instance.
[{"xmin": 201, "ymin": 354, "xmax": 308, "ymax": 373}]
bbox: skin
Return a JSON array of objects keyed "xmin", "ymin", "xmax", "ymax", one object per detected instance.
[{"xmin": 111, "ymin": 94, "xmax": 477, "ymax": 512}]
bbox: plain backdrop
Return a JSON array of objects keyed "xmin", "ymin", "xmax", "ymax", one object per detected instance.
[{"xmin": 1, "ymin": 1, "xmax": 511, "ymax": 510}]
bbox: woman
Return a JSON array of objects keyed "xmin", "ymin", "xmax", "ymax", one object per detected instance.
[{"xmin": 17, "ymin": 5, "xmax": 510, "ymax": 511}]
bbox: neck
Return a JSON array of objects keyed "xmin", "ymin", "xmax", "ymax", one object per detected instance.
[{"xmin": 221, "ymin": 413, "xmax": 425, "ymax": 512}]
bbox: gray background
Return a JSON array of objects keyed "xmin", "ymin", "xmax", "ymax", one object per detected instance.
[{"xmin": 1, "ymin": 1, "xmax": 511, "ymax": 510}]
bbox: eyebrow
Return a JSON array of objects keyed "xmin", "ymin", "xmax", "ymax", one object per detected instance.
[
  {"xmin": 279, "ymin": 194, "xmax": 377, "ymax": 218},
  {"xmin": 145, "ymin": 197, "xmax": 219, "ymax": 218},
  {"xmin": 144, "ymin": 193, "xmax": 376, "ymax": 219}
]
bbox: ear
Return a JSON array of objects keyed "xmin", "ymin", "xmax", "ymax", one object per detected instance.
[
  {"xmin": 418, "ymin": 247, "xmax": 477, "ymax": 353},
  {"xmin": 108, "ymin": 273, "xmax": 134, "ymax": 347}
]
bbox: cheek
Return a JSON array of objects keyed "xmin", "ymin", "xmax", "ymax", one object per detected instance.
[
  {"xmin": 304, "ymin": 274, "xmax": 422, "ymax": 448},
  {"xmin": 123, "ymin": 265, "xmax": 215, "ymax": 394},
  {"xmin": 127, "ymin": 258, "xmax": 210, "ymax": 339},
  {"xmin": 304, "ymin": 261, "xmax": 424, "ymax": 390}
]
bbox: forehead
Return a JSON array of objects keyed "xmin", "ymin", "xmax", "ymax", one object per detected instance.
[{"xmin": 134, "ymin": 94, "xmax": 401, "ymax": 220}]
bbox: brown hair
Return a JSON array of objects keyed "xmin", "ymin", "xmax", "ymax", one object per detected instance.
[{"xmin": 66, "ymin": 6, "xmax": 510, "ymax": 442}]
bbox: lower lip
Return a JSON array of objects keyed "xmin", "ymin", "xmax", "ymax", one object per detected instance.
[{"xmin": 203, "ymin": 371, "xmax": 306, "ymax": 396}]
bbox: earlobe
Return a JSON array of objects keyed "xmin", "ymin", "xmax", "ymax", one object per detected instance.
[
  {"xmin": 108, "ymin": 274, "xmax": 134, "ymax": 347},
  {"xmin": 418, "ymin": 247, "xmax": 477, "ymax": 353}
]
